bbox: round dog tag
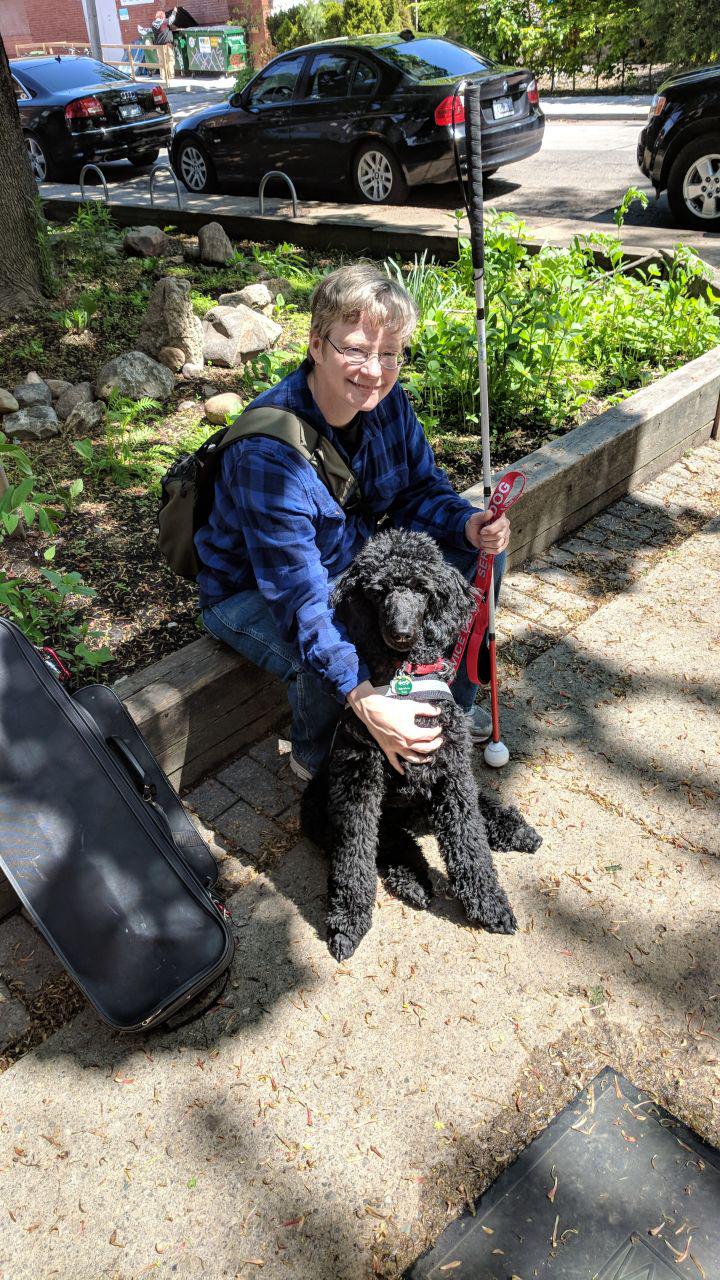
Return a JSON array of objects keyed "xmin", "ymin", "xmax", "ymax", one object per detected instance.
[{"xmin": 391, "ymin": 674, "xmax": 413, "ymax": 697}]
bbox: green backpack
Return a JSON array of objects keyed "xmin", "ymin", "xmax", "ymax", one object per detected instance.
[{"xmin": 158, "ymin": 406, "xmax": 363, "ymax": 580}]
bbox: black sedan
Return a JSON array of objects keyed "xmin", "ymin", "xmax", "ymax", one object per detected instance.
[
  {"xmin": 638, "ymin": 64, "xmax": 720, "ymax": 230},
  {"xmin": 171, "ymin": 31, "xmax": 543, "ymax": 203},
  {"xmin": 11, "ymin": 55, "xmax": 172, "ymax": 183}
]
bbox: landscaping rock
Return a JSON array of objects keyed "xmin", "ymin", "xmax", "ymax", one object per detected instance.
[
  {"xmin": 12, "ymin": 381, "xmax": 52, "ymax": 409},
  {"xmin": 0, "ymin": 389, "xmax": 19, "ymax": 415},
  {"xmin": 158, "ymin": 345, "xmax": 186, "ymax": 372},
  {"xmin": 64, "ymin": 400, "xmax": 106, "ymax": 434},
  {"xmin": 262, "ymin": 276, "xmax": 293, "ymax": 300},
  {"xmin": 181, "ymin": 362, "xmax": 205, "ymax": 379},
  {"xmin": 24, "ymin": 371, "xmax": 44, "ymax": 384},
  {"xmin": 202, "ymin": 304, "xmax": 281, "ymax": 368},
  {"xmin": 56, "ymin": 381, "xmax": 93, "ymax": 421},
  {"xmin": 218, "ymin": 282, "xmax": 273, "ymax": 310},
  {"xmin": 45, "ymin": 379, "xmax": 73, "ymax": 401},
  {"xmin": 123, "ymin": 225, "xmax": 173, "ymax": 258},
  {"xmin": 204, "ymin": 392, "xmax": 243, "ymax": 424},
  {"xmin": 137, "ymin": 277, "xmax": 204, "ymax": 367},
  {"xmin": 96, "ymin": 351, "xmax": 176, "ymax": 402},
  {"xmin": 2, "ymin": 405, "xmax": 59, "ymax": 440},
  {"xmin": 183, "ymin": 242, "xmax": 200, "ymax": 262},
  {"xmin": 198, "ymin": 221, "xmax": 234, "ymax": 266}
]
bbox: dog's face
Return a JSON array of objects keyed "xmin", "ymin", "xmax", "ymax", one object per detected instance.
[{"xmin": 332, "ymin": 530, "xmax": 475, "ymax": 678}]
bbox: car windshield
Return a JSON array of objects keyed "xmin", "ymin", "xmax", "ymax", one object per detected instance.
[
  {"xmin": 19, "ymin": 58, "xmax": 131, "ymax": 92},
  {"xmin": 378, "ymin": 38, "xmax": 491, "ymax": 81}
]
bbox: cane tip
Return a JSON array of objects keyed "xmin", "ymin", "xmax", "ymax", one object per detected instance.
[{"xmin": 484, "ymin": 739, "xmax": 510, "ymax": 768}]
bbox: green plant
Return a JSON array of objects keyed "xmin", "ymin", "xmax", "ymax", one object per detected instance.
[
  {"xmin": 50, "ymin": 289, "xmax": 101, "ymax": 333},
  {"xmin": 0, "ymin": 568, "xmax": 111, "ymax": 672},
  {"xmin": 73, "ymin": 394, "xmax": 162, "ymax": 487},
  {"xmin": 0, "ymin": 434, "xmax": 65, "ymax": 538},
  {"xmin": 250, "ymin": 242, "xmax": 320, "ymax": 290},
  {"xmin": 14, "ymin": 337, "xmax": 43, "ymax": 362},
  {"xmin": 69, "ymin": 202, "xmax": 121, "ymax": 274},
  {"xmin": 190, "ymin": 290, "xmax": 216, "ymax": 318}
]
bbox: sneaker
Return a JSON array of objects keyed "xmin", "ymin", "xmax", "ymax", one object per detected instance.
[
  {"xmin": 289, "ymin": 753, "xmax": 314, "ymax": 783},
  {"xmin": 465, "ymin": 703, "xmax": 493, "ymax": 743}
]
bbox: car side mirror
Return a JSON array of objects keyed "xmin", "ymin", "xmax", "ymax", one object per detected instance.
[{"xmin": 229, "ymin": 91, "xmax": 244, "ymax": 108}]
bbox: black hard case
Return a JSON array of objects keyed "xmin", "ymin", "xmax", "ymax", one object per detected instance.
[{"xmin": 0, "ymin": 619, "xmax": 233, "ymax": 1032}]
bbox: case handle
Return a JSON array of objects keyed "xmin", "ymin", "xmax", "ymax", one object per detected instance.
[{"xmin": 107, "ymin": 736, "xmax": 157, "ymax": 800}]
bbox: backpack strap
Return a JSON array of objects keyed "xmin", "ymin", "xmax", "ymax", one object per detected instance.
[{"xmin": 217, "ymin": 406, "xmax": 363, "ymax": 512}]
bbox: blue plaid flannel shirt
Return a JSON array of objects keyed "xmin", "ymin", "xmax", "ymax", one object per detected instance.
[{"xmin": 195, "ymin": 361, "xmax": 477, "ymax": 702}]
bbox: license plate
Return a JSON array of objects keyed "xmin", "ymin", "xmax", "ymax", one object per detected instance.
[
  {"xmin": 120, "ymin": 102, "xmax": 142, "ymax": 120},
  {"xmin": 492, "ymin": 95, "xmax": 514, "ymax": 120}
]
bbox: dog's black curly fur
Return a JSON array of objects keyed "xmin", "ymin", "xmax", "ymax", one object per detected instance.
[{"xmin": 300, "ymin": 529, "xmax": 542, "ymax": 961}]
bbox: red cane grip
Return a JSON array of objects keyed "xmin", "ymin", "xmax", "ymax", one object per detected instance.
[{"xmin": 450, "ymin": 470, "xmax": 526, "ymax": 682}]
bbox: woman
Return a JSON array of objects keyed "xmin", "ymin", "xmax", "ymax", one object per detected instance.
[{"xmin": 197, "ymin": 264, "xmax": 510, "ymax": 780}]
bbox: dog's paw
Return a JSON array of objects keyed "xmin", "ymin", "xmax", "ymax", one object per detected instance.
[
  {"xmin": 473, "ymin": 891, "xmax": 517, "ymax": 935},
  {"xmin": 327, "ymin": 929, "xmax": 359, "ymax": 962},
  {"xmin": 478, "ymin": 798, "xmax": 543, "ymax": 854},
  {"xmin": 516, "ymin": 823, "xmax": 542, "ymax": 855},
  {"xmin": 504, "ymin": 811, "xmax": 542, "ymax": 854},
  {"xmin": 381, "ymin": 865, "xmax": 433, "ymax": 909}
]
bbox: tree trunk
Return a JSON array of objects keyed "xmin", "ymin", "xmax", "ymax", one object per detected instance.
[{"xmin": 0, "ymin": 33, "xmax": 47, "ymax": 318}]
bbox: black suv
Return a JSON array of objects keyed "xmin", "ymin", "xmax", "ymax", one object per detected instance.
[
  {"xmin": 638, "ymin": 65, "xmax": 720, "ymax": 230},
  {"xmin": 171, "ymin": 31, "xmax": 544, "ymax": 203}
]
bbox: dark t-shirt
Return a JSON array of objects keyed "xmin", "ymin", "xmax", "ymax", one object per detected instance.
[{"xmin": 336, "ymin": 414, "xmax": 363, "ymax": 458}]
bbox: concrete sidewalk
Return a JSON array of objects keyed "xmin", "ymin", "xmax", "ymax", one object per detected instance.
[
  {"xmin": 541, "ymin": 93, "xmax": 651, "ymax": 120},
  {"xmin": 1, "ymin": 441, "xmax": 718, "ymax": 1279}
]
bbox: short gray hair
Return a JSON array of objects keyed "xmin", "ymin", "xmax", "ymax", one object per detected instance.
[{"xmin": 309, "ymin": 263, "xmax": 418, "ymax": 345}]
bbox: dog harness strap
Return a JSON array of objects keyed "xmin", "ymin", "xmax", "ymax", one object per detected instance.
[
  {"xmin": 449, "ymin": 470, "xmax": 526, "ymax": 685},
  {"xmin": 382, "ymin": 674, "xmax": 455, "ymax": 702}
]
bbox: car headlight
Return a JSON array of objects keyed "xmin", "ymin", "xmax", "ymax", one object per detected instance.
[{"xmin": 649, "ymin": 94, "xmax": 666, "ymax": 118}]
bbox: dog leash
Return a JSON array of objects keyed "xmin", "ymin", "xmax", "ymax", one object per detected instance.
[{"xmin": 449, "ymin": 470, "xmax": 526, "ymax": 685}]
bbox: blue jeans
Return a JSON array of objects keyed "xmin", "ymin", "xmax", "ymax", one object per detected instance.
[{"xmin": 202, "ymin": 545, "xmax": 506, "ymax": 778}]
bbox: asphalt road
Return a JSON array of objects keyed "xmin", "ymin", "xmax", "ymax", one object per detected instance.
[{"xmin": 83, "ymin": 104, "xmax": 700, "ymax": 242}]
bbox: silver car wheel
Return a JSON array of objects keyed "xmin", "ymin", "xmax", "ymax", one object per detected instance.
[
  {"xmin": 682, "ymin": 152, "xmax": 720, "ymax": 221},
  {"xmin": 356, "ymin": 149, "xmax": 394, "ymax": 202},
  {"xmin": 179, "ymin": 144, "xmax": 208, "ymax": 192},
  {"xmin": 26, "ymin": 135, "xmax": 47, "ymax": 183}
]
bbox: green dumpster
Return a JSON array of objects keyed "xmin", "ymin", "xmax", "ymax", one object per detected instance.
[{"xmin": 183, "ymin": 25, "xmax": 247, "ymax": 75}]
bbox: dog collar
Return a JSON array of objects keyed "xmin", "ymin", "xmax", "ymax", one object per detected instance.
[{"xmin": 382, "ymin": 664, "xmax": 455, "ymax": 702}]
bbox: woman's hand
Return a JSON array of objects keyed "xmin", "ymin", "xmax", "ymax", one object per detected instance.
[
  {"xmin": 347, "ymin": 681, "xmax": 443, "ymax": 775},
  {"xmin": 464, "ymin": 510, "xmax": 510, "ymax": 555}
]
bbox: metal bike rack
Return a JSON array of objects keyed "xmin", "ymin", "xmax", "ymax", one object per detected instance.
[
  {"xmin": 79, "ymin": 164, "xmax": 109, "ymax": 203},
  {"xmin": 258, "ymin": 170, "xmax": 298, "ymax": 218},
  {"xmin": 149, "ymin": 162, "xmax": 182, "ymax": 209}
]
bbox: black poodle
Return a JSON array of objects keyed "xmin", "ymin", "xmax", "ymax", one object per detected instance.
[{"xmin": 300, "ymin": 529, "xmax": 542, "ymax": 961}]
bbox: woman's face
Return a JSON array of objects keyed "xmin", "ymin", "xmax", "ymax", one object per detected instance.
[{"xmin": 308, "ymin": 313, "xmax": 403, "ymax": 424}]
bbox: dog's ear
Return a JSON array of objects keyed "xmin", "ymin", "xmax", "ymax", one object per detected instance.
[
  {"xmin": 423, "ymin": 566, "xmax": 475, "ymax": 652},
  {"xmin": 331, "ymin": 565, "xmax": 375, "ymax": 640}
]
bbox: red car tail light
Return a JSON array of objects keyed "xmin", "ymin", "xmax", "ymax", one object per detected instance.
[
  {"xmin": 152, "ymin": 85, "xmax": 168, "ymax": 107},
  {"xmin": 527, "ymin": 78, "xmax": 539, "ymax": 106},
  {"xmin": 65, "ymin": 95, "xmax": 105, "ymax": 121},
  {"xmin": 434, "ymin": 94, "xmax": 465, "ymax": 127}
]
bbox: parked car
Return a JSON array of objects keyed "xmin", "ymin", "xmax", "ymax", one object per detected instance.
[
  {"xmin": 638, "ymin": 65, "xmax": 720, "ymax": 230},
  {"xmin": 171, "ymin": 31, "xmax": 544, "ymax": 203},
  {"xmin": 11, "ymin": 55, "xmax": 172, "ymax": 183}
]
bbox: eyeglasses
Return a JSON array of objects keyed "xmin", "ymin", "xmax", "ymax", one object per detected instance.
[{"xmin": 325, "ymin": 336, "xmax": 407, "ymax": 370}]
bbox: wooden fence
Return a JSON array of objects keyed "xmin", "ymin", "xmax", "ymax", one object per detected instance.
[{"xmin": 13, "ymin": 40, "xmax": 171, "ymax": 83}]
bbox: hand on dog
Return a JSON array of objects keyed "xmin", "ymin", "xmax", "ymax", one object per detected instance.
[
  {"xmin": 464, "ymin": 510, "xmax": 510, "ymax": 555},
  {"xmin": 347, "ymin": 681, "xmax": 442, "ymax": 775}
]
